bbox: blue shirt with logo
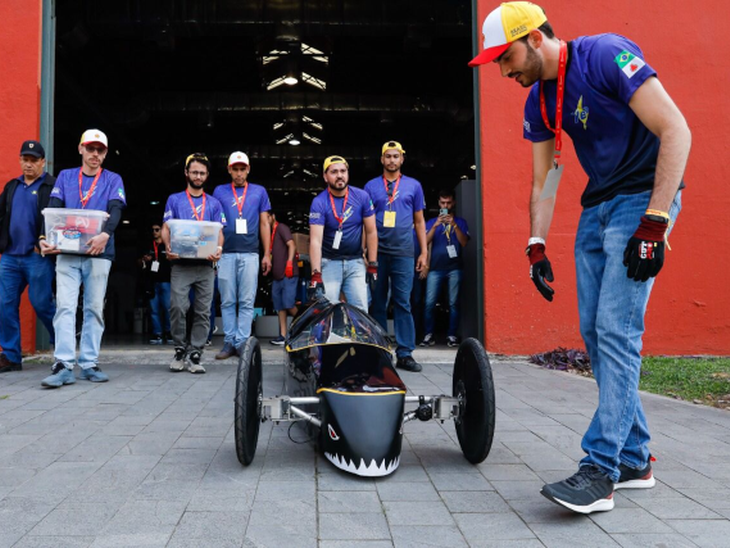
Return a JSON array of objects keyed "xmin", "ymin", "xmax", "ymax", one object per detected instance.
[
  {"xmin": 51, "ymin": 167, "xmax": 127, "ymax": 260},
  {"xmin": 426, "ymin": 216, "xmax": 470, "ymax": 271},
  {"xmin": 212, "ymin": 182, "xmax": 271, "ymax": 254},
  {"xmin": 7, "ymin": 174, "xmax": 45, "ymax": 255},
  {"xmin": 309, "ymin": 186, "xmax": 374, "ymax": 260},
  {"xmin": 364, "ymin": 174, "xmax": 425, "ymax": 257},
  {"xmin": 523, "ymin": 34, "xmax": 669, "ymax": 208},
  {"xmin": 163, "ymin": 191, "xmax": 226, "ymax": 225}
]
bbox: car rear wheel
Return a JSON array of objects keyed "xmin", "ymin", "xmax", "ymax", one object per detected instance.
[{"xmin": 235, "ymin": 337, "xmax": 263, "ymax": 465}]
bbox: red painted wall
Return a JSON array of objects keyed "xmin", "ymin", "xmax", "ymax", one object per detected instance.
[
  {"xmin": 476, "ymin": 0, "xmax": 730, "ymax": 354},
  {"xmin": 0, "ymin": 1, "xmax": 43, "ymax": 356}
]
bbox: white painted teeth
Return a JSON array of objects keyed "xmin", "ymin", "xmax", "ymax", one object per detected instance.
[{"xmin": 324, "ymin": 452, "xmax": 400, "ymax": 477}]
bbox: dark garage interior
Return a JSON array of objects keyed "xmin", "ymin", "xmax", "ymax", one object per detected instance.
[{"xmin": 51, "ymin": 0, "xmax": 477, "ymax": 336}]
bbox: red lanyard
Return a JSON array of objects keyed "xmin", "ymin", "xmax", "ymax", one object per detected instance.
[
  {"xmin": 186, "ymin": 189, "xmax": 206, "ymax": 221},
  {"xmin": 383, "ymin": 175, "xmax": 400, "ymax": 208},
  {"xmin": 328, "ymin": 187, "xmax": 349, "ymax": 228},
  {"xmin": 269, "ymin": 221, "xmax": 278, "ymax": 252},
  {"xmin": 152, "ymin": 240, "xmax": 159, "ymax": 261},
  {"xmin": 539, "ymin": 40, "xmax": 568, "ymax": 166},
  {"xmin": 78, "ymin": 168, "xmax": 103, "ymax": 209},
  {"xmin": 231, "ymin": 182, "xmax": 248, "ymax": 218}
]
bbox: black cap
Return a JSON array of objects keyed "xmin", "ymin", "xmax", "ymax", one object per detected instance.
[{"xmin": 20, "ymin": 140, "xmax": 45, "ymax": 159}]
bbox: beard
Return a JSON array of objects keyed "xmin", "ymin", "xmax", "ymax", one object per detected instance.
[
  {"xmin": 187, "ymin": 177, "xmax": 205, "ymax": 190},
  {"xmin": 516, "ymin": 42, "xmax": 543, "ymax": 88},
  {"xmin": 327, "ymin": 179, "xmax": 347, "ymax": 192}
]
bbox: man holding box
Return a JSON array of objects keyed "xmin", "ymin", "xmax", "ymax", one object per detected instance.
[
  {"xmin": 162, "ymin": 153, "xmax": 225, "ymax": 374},
  {"xmin": 0, "ymin": 140, "xmax": 56, "ymax": 374},
  {"xmin": 38, "ymin": 129, "xmax": 126, "ymax": 387},
  {"xmin": 212, "ymin": 152, "xmax": 271, "ymax": 359}
]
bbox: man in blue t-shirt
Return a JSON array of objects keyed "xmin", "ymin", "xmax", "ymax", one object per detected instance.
[
  {"xmin": 211, "ymin": 152, "xmax": 271, "ymax": 359},
  {"xmin": 420, "ymin": 190, "xmax": 470, "ymax": 349},
  {"xmin": 39, "ymin": 129, "xmax": 127, "ymax": 387},
  {"xmin": 0, "ymin": 140, "xmax": 56, "ymax": 374},
  {"xmin": 364, "ymin": 141, "xmax": 427, "ymax": 372},
  {"xmin": 471, "ymin": 2, "xmax": 691, "ymax": 514},
  {"xmin": 309, "ymin": 155, "xmax": 377, "ymax": 311},
  {"xmin": 161, "ymin": 153, "xmax": 225, "ymax": 374}
]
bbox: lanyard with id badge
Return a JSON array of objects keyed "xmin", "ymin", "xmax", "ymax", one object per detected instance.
[
  {"xmin": 538, "ymin": 41, "xmax": 568, "ymax": 201},
  {"xmin": 328, "ymin": 187, "xmax": 349, "ymax": 250},
  {"xmin": 383, "ymin": 175, "xmax": 400, "ymax": 228},
  {"xmin": 232, "ymin": 182, "xmax": 249, "ymax": 234},
  {"xmin": 444, "ymin": 224, "xmax": 458, "ymax": 259},
  {"xmin": 151, "ymin": 240, "xmax": 160, "ymax": 272}
]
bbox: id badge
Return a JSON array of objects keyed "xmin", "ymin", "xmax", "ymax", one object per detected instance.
[
  {"xmin": 332, "ymin": 230, "xmax": 343, "ymax": 250},
  {"xmin": 446, "ymin": 245, "xmax": 457, "ymax": 259},
  {"xmin": 151, "ymin": 261, "xmax": 160, "ymax": 272},
  {"xmin": 236, "ymin": 218, "xmax": 248, "ymax": 234},
  {"xmin": 539, "ymin": 165, "xmax": 565, "ymax": 200},
  {"xmin": 383, "ymin": 210, "xmax": 396, "ymax": 228}
]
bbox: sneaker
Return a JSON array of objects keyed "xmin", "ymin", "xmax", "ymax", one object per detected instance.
[
  {"xmin": 41, "ymin": 362, "xmax": 76, "ymax": 388},
  {"xmin": 0, "ymin": 353, "xmax": 22, "ymax": 373},
  {"xmin": 79, "ymin": 367, "xmax": 109, "ymax": 383},
  {"xmin": 396, "ymin": 355, "xmax": 422, "ymax": 372},
  {"xmin": 149, "ymin": 334, "xmax": 163, "ymax": 345},
  {"xmin": 215, "ymin": 343, "xmax": 237, "ymax": 360},
  {"xmin": 164, "ymin": 332, "xmax": 174, "ymax": 345},
  {"xmin": 419, "ymin": 333, "xmax": 435, "ymax": 347},
  {"xmin": 205, "ymin": 339, "xmax": 212, "ymax": 347},
  {"xmin": 446, "ymin": 336, "xmax": 459, "ymax": 348},
  {"xmin": 187, "ymin": 351, "xmax": 206, "ymax": 374},
  {"xmin": 270, "ymin": 335, "xmax": 285, "ymax": 346},
  {"xmin": 540, "ymin": 465, "xmax": 615, "ymax": 514},
  {"xmin": 170, "ymin": 347, "xmax": 186, "ymax": 372},
  {"xmin": 616, "ymin": 457, "xmax": 656, "ymax": 490}
]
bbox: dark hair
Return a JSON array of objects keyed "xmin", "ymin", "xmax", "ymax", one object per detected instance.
[
  {"xmin": 439, "ymin": 189, "xmax": 455, "ymax": 200},
  {"xmin": 518, "ymin": 21, "xmax": 555, "ymax": 42},
  {"xmin": 185, "ymin": 152, "xmax": 211, "ymax": 171}
]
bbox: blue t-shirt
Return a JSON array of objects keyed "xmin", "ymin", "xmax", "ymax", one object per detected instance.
[
  {"xmin": 212, "ymin": 182, "xmax": 271, "ymax": 254},
  {"xmin": 523, "ymin": 34, "xmax": 665, "ymax": 208},
  {"xmin": 309, "ymin": 186, "xmax": 374, "ymax": 260},
  {"xmin": 7, "ymin": 174, "xmax": 45, "ymax": 255},
  {"xmin": 426, "ymin": 216, "xmax": 470, "ymax": 271},
  {"xmin": 51, "ymin": 167, "xmax": 127, "ymax": 260},
  {"xmin": 364, "ymin": 174, "xmax": 425, "ymax": 257},
  {"xmin": 163, "ymin": 190, "xmax": 226, "ymax": 225}
]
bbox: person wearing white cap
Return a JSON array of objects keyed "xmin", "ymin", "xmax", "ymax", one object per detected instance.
[
  {"xmin": 471, "ymin": 2, "xmax": 691, "ymax": 514},
  {"xmin": 211, "ymin": 152, "xmax": 272, "ymax": 359},
  {"xmin": 38, "ymin": 129, "xmax": 127, "ymax": 387}
]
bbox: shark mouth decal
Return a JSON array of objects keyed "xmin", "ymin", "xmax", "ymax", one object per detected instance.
[{"xmin": 324, "ymin": 452, "xmax": 400, "ymax": 477}]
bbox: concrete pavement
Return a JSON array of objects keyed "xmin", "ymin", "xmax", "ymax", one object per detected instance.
[{"xmin": 1, "ymin": 342, "xmax": 729, "ymax": 547}]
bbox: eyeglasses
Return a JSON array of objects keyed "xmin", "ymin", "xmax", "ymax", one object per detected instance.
[
  {"xmin": 84, "ymin": 145, "xmax": 106, "ymax": 153},
  {"xmin": 187, "ymin": 171, "xmax": 207, "ymax": 177}
]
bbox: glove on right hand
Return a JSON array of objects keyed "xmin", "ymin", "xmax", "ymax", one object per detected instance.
[
  {"xmin": 526, "ymin": 243, "xmax": 555, "ymax": 302},
  {"xmin": 307, "ymin": 271, "xmax": 325, "ymax": 301}
]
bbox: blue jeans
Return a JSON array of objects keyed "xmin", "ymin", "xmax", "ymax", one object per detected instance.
[
  {"xmin": 321, "ymin": 257, "xmax": 367, "ymax": 311},
  {"xmin": 54, "ymin": 255, "xmax": 112, "ymax": 369},
  {"xmin": 0, "ymin": 253, "xmax": 56, "ymax": 363},
  {"xmin": 149, "ymin": 281, "xmax": 171, "ymax": 335},
  {"xmin": 576, "ymin": 190, "xmax": 681, "ymax": 481},
  {"xmin": 218, "ymin": 252, "xmax": 258, "ymax": 347},
  {"xmin": 424, "ymin": 269, "xmax": 463, "ymax": 337},
  {"xmin": 371, "ymin": 254, "xmax": 415, "ymax": 358}
]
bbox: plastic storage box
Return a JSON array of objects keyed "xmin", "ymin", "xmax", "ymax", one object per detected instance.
[
  {"xmin": 167, "ymin": 219, "xmax": 222, "ymax": 259},
  {"xmin": 42, "ymin": 208, "xmax": 110, "ymax": 254}
]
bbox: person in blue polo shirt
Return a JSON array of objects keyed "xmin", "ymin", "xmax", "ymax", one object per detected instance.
[
  {"xmin": 39, "ymin": 129, "xmax": 127, "ymax": 387},
  {"xmin": 471, "ymin": 2, "xmax": 691, "ymax": 514},
  {"xmin": 309, "ymin": 155, "xmax": 378, "ymax": 311},
  {"xmin": 162, "ymin": 153, "xmax": 225, "ymax": 374},
  {"xmin": 420, "ymin": 189, "xmax": 470, "ymax": 348},
  {"xmin": 0, "ymin": 140, "xmax": 56, "ymax": 374},
  {"xmin": 212, "ymin": 151, "xmax": 271, "ymax": 359},
  {"xmin": 364, "ymin": 141, "xmax": 427, "ymax": 372}
]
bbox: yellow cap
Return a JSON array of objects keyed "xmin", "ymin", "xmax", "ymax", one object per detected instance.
[
  {"xmin": 381, "ymin": 140, "xmax": 406, "ymax": 155},
  {"xmin": 323, "ymin": 155, "xmax": 348, "ymax": 173}
]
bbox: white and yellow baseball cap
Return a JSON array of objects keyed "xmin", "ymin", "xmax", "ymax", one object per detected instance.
[
  {"xmin": 79, "ymin": 129, "xmax": 108, "ymax": 148},
  {"xmin": 228, "ymin": 151, "xmax": 250, "ymax": 167},
  {"xmin": 468, "ymin": 2, "xmax": 547, "ymax": 67}
]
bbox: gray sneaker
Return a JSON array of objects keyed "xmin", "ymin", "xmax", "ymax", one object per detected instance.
[
  {"xmin": 419, "ymin": 333, "xmax": 435, "ymax": 347},
  {"xmin": 170, "ymin": 347, "xmax": 186, "ymax": 372},
  {"xmin": 187, "ymin": 351, "xmax": 205, "ymax": 374},
  {"xmin": 42, "ymin": 362, "xmax": 76, "ymax": 388},
  {"xmin": 79, "ymin": 367, "xmax": 109, "ymax": 382}
]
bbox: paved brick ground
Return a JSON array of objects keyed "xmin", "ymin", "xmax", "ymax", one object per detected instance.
[{"xmin": 1, "ymin": 343, "xmax": 729, "ymax": 547}]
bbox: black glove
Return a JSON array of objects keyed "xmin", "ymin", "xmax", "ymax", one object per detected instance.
[
  {"xmin": 366, "ymin": 261, "xmax": 378, "ymax": 295},
  {"xmin": 307, "ymin": 271, "xmax": 326, "ymax": 301},
  {"xmin": 526, "ymin": 243, "xmax": 554, "ymax": 302},
  {"xmin": 623, "ymin": 215, "xmax": 668, "ymax": 282}
]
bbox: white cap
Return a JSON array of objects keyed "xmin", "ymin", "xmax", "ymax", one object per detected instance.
[
  {"xmin": 228, "ymin": 151, "xmax": 250, "ymax": 167},
  {"xmin": 79, "ymin": 129, "xmax": 108, "ymax": 148}
]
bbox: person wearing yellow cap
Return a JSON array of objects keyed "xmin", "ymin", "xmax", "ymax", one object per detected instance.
[
  {"xmin": 308, "ymin": 156, "xmax": 378, "ymax": 311},
  {"xmin": 471, "ymin": 2, "xmax": 691, "ymax": 514},
  {"xmin": 364, "ymin": 141, "xmax": 428, "ymax": 373}
]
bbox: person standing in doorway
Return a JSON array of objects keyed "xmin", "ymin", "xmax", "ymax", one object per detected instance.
[
  {"xmin": 470, "ymin": 2, "xmax": 691, "ymax": 513},
  {"xmin": 0, "ymin": 140, "xmax": 56, "ymax": 374},
  {"xmin": 212, "ymin": 152, "xmax": 271, "ymax": 359},
  {"xmin": 139, "ymin": 223, "xmax": 172, "ymax": 344},
  {"xmin": 39, "ymin": 129, "xmax": 126, "ymax": 387},
  {"xmin": 364, "ymin": 142, "xmax": 427, "ymax": 372},
  {"xmin": 267, "ymin": 211, "xmax": 298, "ymax": 345}
]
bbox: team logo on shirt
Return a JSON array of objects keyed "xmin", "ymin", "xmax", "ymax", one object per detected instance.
[
  {"xmin": 117, "ymin": 188, "xmax": 125, "ymax": 200},
  {"xmin": 523, "ymin": 119, "xmax": 532, "ymax": 133},
  {"xmin": 614, "ymin": 50, "xmax": 646, "ymax": 79},
  {"xmin": 573, "ymin": 95, "xmax": 589, "ymax": 130}
]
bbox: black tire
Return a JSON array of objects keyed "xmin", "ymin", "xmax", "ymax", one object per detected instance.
[
  {"xmin": 235, "ymin": 337, "xmax": 263, "ymax": 465},
  {"xmin": 453, "ymin": 337, "xmax": 495, "ymax": 464}
]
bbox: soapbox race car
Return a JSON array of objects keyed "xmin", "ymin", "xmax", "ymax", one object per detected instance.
[{"xmin": 234, "ymin": 299, "xmax": 495, "ymax": 477}]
